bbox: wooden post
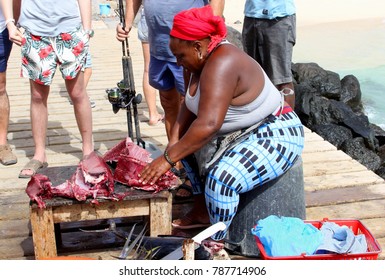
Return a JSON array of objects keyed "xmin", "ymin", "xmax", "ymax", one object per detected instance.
[
  {"xmin": 182, "ymin": 239, "xmax": 195, "ymax": 260},
  {"xmin": 149, "ymin": 194, "xmax": 172, "ymax": 236},
  {"xmin": 30, "ymin": 207, "xmax": 57, "ymax": 259}
]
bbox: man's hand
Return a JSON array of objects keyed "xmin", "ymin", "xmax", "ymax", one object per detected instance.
[{"xmin": 116, "ymin": 23, "xmax": 132, "ymax": 42}]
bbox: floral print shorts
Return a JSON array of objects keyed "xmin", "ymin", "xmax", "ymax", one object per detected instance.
[{"xmin": 21, "ymin": 25, "xmax": 89, "ymax": 85}]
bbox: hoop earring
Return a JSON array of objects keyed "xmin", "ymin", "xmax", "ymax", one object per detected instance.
[{"xmin": 198, "ymin": 52, "xmax": 202, "ymax": 60}]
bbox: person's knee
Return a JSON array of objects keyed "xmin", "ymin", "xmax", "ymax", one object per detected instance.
[
  {"xmin": 0, "ymin": 86, "xmax": 6, "ymax": 96},
  {"xmin": 69, "ymin": 91, "xmax": 89, "ymax": 106},
  {"xmin": 30, "ymin": 89, "xmax": 48, "ymax": 103},
  {"xmin": 66, "ymin": 78, "xmax": 88, "ymax": 103}
]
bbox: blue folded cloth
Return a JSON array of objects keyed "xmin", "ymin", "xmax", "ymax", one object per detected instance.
[
  {"xmin": 315, "ymin": 222, "xmax": 367, "ymax": 254},
  {"xmin": 252, "ymin": 215, "xmax": 324, "ymax": 257}
]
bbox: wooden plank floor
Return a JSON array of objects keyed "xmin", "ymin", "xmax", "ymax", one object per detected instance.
[{"xmin": 0, "ymin": 19, "xmax": 384, "ymax": 260}]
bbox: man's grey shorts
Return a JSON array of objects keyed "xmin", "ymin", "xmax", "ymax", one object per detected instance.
[{"xmin": 242, "ymin": 14, "xmax": 296, "ymax": 85}]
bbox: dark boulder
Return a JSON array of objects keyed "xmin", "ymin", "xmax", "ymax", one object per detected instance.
[
  {"xmin": 293, "ymin": 82, "xmax": 318, "ymax": 120},
  {"xmin": 295, "ymin": 92, "xmax": 377, "ymax": 151},
  {"xmin": 375, "ymin": 166, "xmax": 385, "ymax": 179},
  {"xmin": 370, "ymin": 123, "xmax": 385, "ymax": 147},
  {"xmin": 340, "ymin": 75, "xmax": 364, "ymax": 113},
  {"xmin": 293, "ymin": 62, "xmax": 385, "ymax": 179},
  {"xmin": 226, "ymin": 25, "xmax": 243, "ymax": 50},
  {"xmin": 313, "ymin": 124, "xmax": 352, "ymax": 149},
  {"xmin": 292, "ymin": 63, "xmax": 341, "ymax": 99},
  {"xmin": 328, "ymin": 100, "xmax": 377, "ymax": 150},
  {"xmin": 340, "ymin": 138, "xmax": 382, "ymax": 171}
]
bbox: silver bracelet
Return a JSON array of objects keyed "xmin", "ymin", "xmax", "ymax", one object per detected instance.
[{"xmin": 5, "ymin": 19, "xmax": 15, "ymax": 25}]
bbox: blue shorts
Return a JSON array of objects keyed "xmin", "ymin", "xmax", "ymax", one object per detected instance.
[
  {"xmin": 149, "ymin": 56, "xmax": 185, "ymax": 94},
  {"xmin": 0, "ymin": 28, "xmax": 13, "ymax": 73}
]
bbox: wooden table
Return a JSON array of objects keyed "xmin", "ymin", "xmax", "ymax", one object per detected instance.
[{"xmin": 29, "ymin": 166, "xmax": 173, "ymax": 259}]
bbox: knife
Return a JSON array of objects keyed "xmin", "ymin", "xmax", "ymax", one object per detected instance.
[{"xmin": 161, "ymin": 222, "xmax": 226, "ymax": 260}]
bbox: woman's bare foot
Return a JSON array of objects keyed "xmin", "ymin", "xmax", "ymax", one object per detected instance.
[
  {"xmin": 175, "ymin": 180, "xmax": 193, "ymax": 199},
  {"xmin": 172, "ymin": 216, "xmax": 210, "ymax": 229},
  {"xmin": 148, "ymin": 114, "xmax": 164, "ymax": 126},
  {"xmin": 172, "ymin": 194, "xmax": 210, "ymax": 229}
]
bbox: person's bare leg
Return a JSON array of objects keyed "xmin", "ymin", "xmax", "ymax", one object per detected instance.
[
  {"xmin": 83, "ymin": 66, "xmax": 96, "ymax": 108},
  {"xmin": 141, "ymin": 42, "xmax": 163, "ymax": 125},
  {"xmin": 0, "ymin": 71, "xmax": 17, "ymax": 165},
  {"xmin": 84, "ymin": 67, "xmax": 92, "ymax": 87},
  {"xmin": 19, "ymin": 81, "xmax": 50, "ymax": 176},
  {"xmin": 159, "ymin": 87, "xmax": 181, "ymax": 140},
  {"xmin": 65, "ymin": 71, "xmax": 94, "ymax": 157},
  {"xmin": 30, "ymin": 81, "xmax": 50, "ymax": 163},
  {"xmin": 172, "ymin": 194, "xmax": 210, "ymax": 226},
  {"xmin": 277, "ymin": 82, "xmax": 295, "ymax": 109},
  {"xmin": 0, "ymin": 72, "xmax": 10, "ymax": 146}
]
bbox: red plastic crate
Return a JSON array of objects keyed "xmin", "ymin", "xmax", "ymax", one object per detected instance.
[{"xmin": 255, "ymin": 218, "xmax": 382, "ymax": 260}]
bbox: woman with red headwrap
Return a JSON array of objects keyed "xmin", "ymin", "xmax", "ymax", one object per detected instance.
[{"xmin": 139, "ymin": 5, "xmax": 304, "ymax": 244}]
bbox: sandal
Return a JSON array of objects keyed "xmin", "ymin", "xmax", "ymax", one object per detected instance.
[
  {"xmin": 0, "ymin": 144, "xmax": 17, "ymax": 166},
  {"xmin": 174, "ymin": 182, "xmax": 193, "ymax": 200},
  {"xmin": 19, "ymin": 159, "xmax": 48, "ymax": 179},
  {"xmin": 170, "ymin": 167, "xmax": 187, "ymax": 180}
]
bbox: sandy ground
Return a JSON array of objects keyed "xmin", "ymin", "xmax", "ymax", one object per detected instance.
[{"xmin": 223, "ymin": 0, "xmax": 385, "ymax": 71}]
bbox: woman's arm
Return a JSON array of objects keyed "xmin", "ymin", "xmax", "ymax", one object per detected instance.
[
  {"xmin": 168, "ymin": 99, "xmax": 196, "ymax": 148},
  {"xmin": 138, "ymin": 46, "xmax": 240, "ymax": 185},
  {"xmin": 166, "ymin": 47, "xmax": 238, "ymax": 165}
]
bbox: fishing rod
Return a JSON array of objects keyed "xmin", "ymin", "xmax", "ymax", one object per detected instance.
[{"xmin": 106, "ymin": 0, "xmax": 145, "ymax": 148}]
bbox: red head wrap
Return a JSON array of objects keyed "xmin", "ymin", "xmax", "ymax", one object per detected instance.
[{"xmin": 170, "ymin": 5, "xmax": 227, "ymax": 54}]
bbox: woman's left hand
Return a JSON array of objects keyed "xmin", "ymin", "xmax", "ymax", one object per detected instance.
[{"xmin": 138, "ymin": 156, "xmax": 171, "ymax": 185}]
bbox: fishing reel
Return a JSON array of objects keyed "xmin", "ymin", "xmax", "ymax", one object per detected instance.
[{"xmin": 106, "ymin": 79, "xmax": 142, "ymax": 114}]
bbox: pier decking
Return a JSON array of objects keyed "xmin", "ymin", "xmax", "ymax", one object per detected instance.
[{"xmin": 0, "ymin": 19, "xmax": 384, "ymax": 260}]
